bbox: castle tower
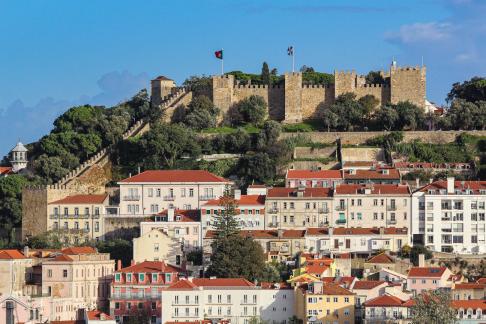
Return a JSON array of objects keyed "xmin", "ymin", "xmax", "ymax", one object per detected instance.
[
  {"xmin": 390, "ymin": 65, "xmax": 426, "ymax": 109},
  {"xmin": 151, "ymin": 75, "xmax": 176, "ymax": 107},
  {"xmin": 334, "ymin": 70, "xmax": 357, "ymax": 98},
  {"xmin": 212, "ymin": 74, "xmax": 235, "ymax": 118},
  {"xmin": 284, "ymin": 72, "xmax": 303, "ymax": 123},
  {"xmin": 10, "ymin": 141, "xmax": 28, "ymax": 172}
]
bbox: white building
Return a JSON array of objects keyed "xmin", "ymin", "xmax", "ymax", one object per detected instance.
[
  {"xmin": 201, "ymin": 190, "xmax": 266, "ymax": 231},
  {"xmin": 9, "ymin": 142, "xmax": 28, "ymax": 173},
  {"xmin": 117, "ymin": 170, "xmax": 232, "ymax": 216},
  {"xmin": 161, "ymin": 278, "xmax": 295, "ymax": 324},
  {"xmin": 412, "ymin": 178, "xmax": 486, "ymax": 253}
]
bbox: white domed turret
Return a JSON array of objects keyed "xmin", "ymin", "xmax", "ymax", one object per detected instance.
[{"xmin": 10, "ymin": 141, "xmax": 28, "ymax": 172}]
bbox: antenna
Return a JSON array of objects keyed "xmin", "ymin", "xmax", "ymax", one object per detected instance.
[{"xmin": 421, "ymin": 56, "xmax": 424, "ymax": 67}]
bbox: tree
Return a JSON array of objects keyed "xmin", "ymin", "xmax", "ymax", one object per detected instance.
[
  {"xmin": 213, "ymin": 188, "xmax": 241, "ymax": 239},
  {"xmin": 96, "ymin": 239, "xmax": 133, "ymax": 267},
  {"xmin": 32, "ymin": 155, "xmax": 71, "ymax": 184},
  {"xmin": 445, "ymin": 99, "xmax": 486, "ymax": 130},
  {"xmin": 329, "ymin": 93, "xmax": 363, "ymax": 130},
  {"xmin": 411, "ymin": 290, "xmax": 456, "ymax": 324},
  {"xmin": 237, "ymin": 152, "xmax": 276, "ymax": 186},
  {"xmin": 358, "ymin": 94, "xmax": 380, "ymax": 116},
  {"xmin": 410, "ymin": 244, "xmax": 433, "ymax": 266},
  {"xmin": 365, "ymin": 71, "xmax": 385, "ymax": 84},
  {"xmin": 183, "ymin": 95, "xmax": 220, "ymax": 130},
  {"xmin": 322, "ymin": 109, "xmax": 339, "ymax": 132},
  {"xmin": 260, "ymin": 263, "xmax": 281, "ymax": 282},
  {"xmin": 375, "ymin": 106, "xmax": 399, "ymax": 131},
  {"xmin": 256, "ymin": 120, "xmax": 281, "ymax": 150},
  {"xmin": 399, "ymin": 244, "xmax": 412, "ymax": 258},
  {"xmin": 235, "ymin": 95, "xmax": 268, "ymax": 125},
  {"xmin": 27, "ymin": 231, "xmax": 63, "ymax": 249},
  {"xmin": 447, "ymin": 77, "xmax": 486, "ymax": 103},
  {"xmin": 261, "ymin": 62, "xmax": 271, "ymax": 85},
  {"xmin": 394, "ymin": 101, "xmax": 426, "ymax": 130}
]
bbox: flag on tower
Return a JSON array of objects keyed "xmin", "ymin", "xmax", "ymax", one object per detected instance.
[
  {"xmin": 215, "ymin": 50, "xmax": 223, "ymax": 60},
  {"xmin": 287, "ymin": 46, "xmax": 294, "ymax": 56}
]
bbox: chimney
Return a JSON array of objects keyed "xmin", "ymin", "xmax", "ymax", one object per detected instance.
[
  {"xmin": 100, "ymin": 313, "xmax": 106, "ymax": 320},
  {"xmin": 168, "ymin": 208, "xmax": 175, "ymax": 222},
  {"xmin": 328, "ymin": 227, "xmax": 333, "ymax": 236},
  {"xmin": 117, "ymin": 260, "xmax": 122, "ymax": 270},
  {"xmin": 418, "ymin": 254, "xmax": 425, "ymax": 267},
  {"xmin": 429, "ymin": 178, "xmax": 433, "ymax": 184},
  {"xmin": 23, "ymin": 245, "xmax": 29, "ymax": 258},
  {"xmin": 137, "ymin": 166, "xmax": 141, "ymax": 174},
  {"xmin": 130, "ymin": 259, "xmax": 135, "ymax": 266},
  {"xmin": 447, "ymin": 177, "xmax": 455, "ymax": 194},
  {"xmin": 278, "ymin": 229, "xmax": 284, "ymax": 238},
  {"xmin": 234, "ymin": 189, "xmax": 241, "ymax": 200},
  {"xmin": 415, "ymin": 178, "xmax": 420, "ymax": 188}
]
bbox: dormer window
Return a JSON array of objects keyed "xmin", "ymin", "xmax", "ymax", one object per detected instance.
[
  {"xmin": 139, "ymin": 273, "xmax": 145, "ymax": 282},
  {"xmin": 165, "ymin": 273, "xmax": 172, "ymax": 283},
  {"xmin": 126, "ymin": 273, "xmax": 132, "ymax": 282},
  {"xmin": 152, "ymin": 273, "xmax": 158, "ymax": 282},
  {"xmin": 175, "ymin": 216, "xmax": 181, "ymax": 221}
]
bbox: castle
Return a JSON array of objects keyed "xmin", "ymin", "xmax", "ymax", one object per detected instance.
[{"xmin": 151, "ymin": 63, "xmax": 426, "ymax": 123}]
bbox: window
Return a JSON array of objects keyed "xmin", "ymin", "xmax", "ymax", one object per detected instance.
[
  {"xmin": 290, "ymin": 202, "xmax": 294, "ymax": 209},
  {"xmin": 189, "ymin": 189, "xmax": 194, "ymax": 197},
  {"xmin": 127, "ymin": 302, "xmax": 132, "ymax": 310},
  {"xmin": 63, "ymin": 269, "xmax": 68, "ymax": 277},
  {"xmin": 181, "ymin": 188, "xmax": 186, "ymax": 197},
  {"xmin": 115, "ymin": 302, "xmax": 120, "ymax": 310},
  {"xmin": 138, "ymin": 302, "xmax": 143, "ymax": 310},
  {"xmin": 74, "ymin": 208, "xmax": 79, "ymax": 216},
  {"xmin": 151, "ymin": 302, "xmax": 156, "ymax": 310},
  {"xmin": 148, "ymin": 188, "xmax": 153, "ymax": 197},
  {"xmin": 156, "ymin": 189, "xmax": 161, "ymax": 197},
  {"xmin": 47, "ymin": 269, "xmax": 52, "ymax": 277},
  {"xmin": 152, "ymin": 273, "xmax": 158, "ymax": 282},
  {"xmin": 84, "ymin": 207, "xmax": 89, "ymax": 215},
  {"xmin": 94, "ymin": 207, "xmax": 100, "ymax": 215},
  {"xmin": 64, "ymin": 207, "xmax": 69, "ymax": 216},
  {"xmin": 373, "ymin": 199, "xmax": 378, "ymax": 206},
  {"xmin": 127, "ymin": 273, "xmax": 132, "ymax": 282},
  {"xmin": 154, "ymin": 243, "xmax": 159, "ymax": 252},
  {"xmin": 165, "ymin": 273, "xmax": 172, "ymax": 282},
  {"xmin": 139, "ymin": 273, "xmax": 145, "ymax": 282},
  {"xmin": 115, "ymin": 273, "xmax": 121, "ymax": 282},
  {"xmin": 357, "ymin": 199, "xmax": 362, "ymax": 206},
  {"xmin": 344, "ymin": 297, "xmax": 349, "ymax": 302},
  {"xmin": 333, "ymin": 297, "xmax": 338, "ymax": 302},
  {"xmin": 357, "ymin": 212, "xmax": 362, "ymax": 220}
]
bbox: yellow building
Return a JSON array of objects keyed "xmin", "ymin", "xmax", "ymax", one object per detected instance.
[{"xmin": 296, "ymin": 280, "xmax": 356, "ymax": 324}]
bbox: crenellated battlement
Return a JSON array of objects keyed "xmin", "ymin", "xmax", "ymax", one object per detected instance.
[
  {"xmin": 359, "ymin": 83, "xmax": 389, "ymax": 88},
  {"xmin": 334, "ymin": 70, "xmax": 356, "ymax": 76},
  {"xmin": 234, "ymin": 84, "xmax": 283, "ymax": 89},
  {"xmin": 302, "ymin": 84, "xmax": 332, "ymax": 89}
]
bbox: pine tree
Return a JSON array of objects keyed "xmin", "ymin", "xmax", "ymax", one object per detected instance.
[
  {"xmin": 411, "ymin": 290, "xmax": 456, "ymax": 324},
  {"xmin": 261, "ymin": 62, "xmax": 271, "ymax": 85},
  {"xmin": 213, "ymin": 187, "xmax": 241, "ymax": 238}
]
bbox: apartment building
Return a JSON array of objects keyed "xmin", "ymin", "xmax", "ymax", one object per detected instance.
[
  {"xmin": 117, "ymin": 170, "xmax": 232, "ymax": 216},
  {"xmin": 161, "ymin": 278, "xmax": 295, "ymax": 324},
  {"xmin": 406, "ymin": 266, "xmax": 453, "ymax": 295},
  {"xmin": 452, "ymin": 282, "xmax": 486, "ymax": 300},
  {"xmin": 343, "ymin": 167, "xmax": 401, "ymax": 184},
  {"xmin": 133, "ymin": 228, "xmax": 184, "ymax": 265},
  {"xmin": 363, "ymin": 295, "xmax": 413, "ymax": 324},
  {"xmin": 110, "ymin": 261, "xmax": 181, "ymax": 324},
  {"xmin": 411, "ymin": 178, "xmax": 486, "ymax": 253},
  {"xmin": 0, "ymin": 249, "xmax": 33, "ymax": 296},
  {"xmin": 139, "ymin": 209, "xmax": 202, "ymax": 253},
  {"xmin": 295, "ymin": 280, "xmax": 356, "ymax": 324},
  {"xmin": 305, "ymin": 227, "xmax": 410, "ymax": 257},
  {"xmin": 47, "ymin": 194, "xmax": 109, "ymax": 244},
  {"xmin": 285, "ymin": 170, "xmax": 343, "ymax": 188},
  {"xmin": 202, "ymin": 191, "xmax": 266, "ymax": 231},
  {"xmin": 451, "ymin": 299, "xmax": 486, "ymax": 323},
  {"xmin": 265, "ymin": 187, "xmax": 334, "ymax": 229}
]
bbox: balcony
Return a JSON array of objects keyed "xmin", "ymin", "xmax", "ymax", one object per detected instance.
[
  {"xmin": 441, "ymin": 205, "xmax": 452, "ymax": 210},
  {"xmin": 268, "ymin": 222, "xmax": 280, "ymax": 228},
  {"xmin": 199, "ymin": 195, "xmax": 216, "ymax": 201},
  {"xmin": 319, "ymin": 208, "xmax": 330, "ymax": 213},
  {"xmin": 336, "ymin": 219, "xmax": 346, "ymax": 224},
  {"xmin": 111, "ymin": 293, "xmax": 161, "ymax": 300},
  {"xmin": 59, "ymin": 228, "xmax": 90, "ymax": 234},
  {"xmin": 335, "ymin": 205, "xmax": 346, "ymax": 211},
  {"xmin": 123, "ymin": 195, "xmax": 140, "ymax": 201},
  {"xmin": 163, "ymin": 195, "xmax": 175, "ymax": 201},
  {"xmin": 386, "ymin": 205, "xmax": 397, "ymax": 211},
  {"xmin": 388, "ymin": 219, "xmax": 397, "ymax": 225},
  {"xmin": 267, "ymin": 208, "xmax": 278, "ymax": 213}
]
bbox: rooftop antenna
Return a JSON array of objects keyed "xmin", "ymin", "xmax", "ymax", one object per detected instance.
[
  {"xmin": 421, "ymin": 55, "xmax": 424, "ymax": 67},
  {"xmin": 392, "ymin": 56, "xmax": 397, "ymax": 67}
]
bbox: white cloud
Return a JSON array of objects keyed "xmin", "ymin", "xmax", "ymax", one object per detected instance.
[{"xmin": 386, "ymin": 22, "xmax": 453, "ymax": 44}]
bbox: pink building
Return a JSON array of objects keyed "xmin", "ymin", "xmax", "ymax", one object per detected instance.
[
  {"xmin": 406, "ymin": 266, "xmax": 452, "ymax": 295},
  {"xmin": 285, "ymin": 170, "xmax": 343, "ymax": 188},
  {"xmin": 110, "ymin": 260, "xmax": 182, "ymax": 324}
]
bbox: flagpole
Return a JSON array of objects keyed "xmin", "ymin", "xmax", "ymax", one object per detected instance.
[
  {"xmin": 292, "ymin": 47, "xmax": 295, "ymax": 72},
  {"xmin": 221, "ymin": 48, "xmax": 224, "ymax": 75}
]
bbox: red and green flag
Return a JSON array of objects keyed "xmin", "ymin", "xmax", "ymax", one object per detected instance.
[{"xmin": 214, "ymin": 49, "xmax": 223, "ymax": 60}]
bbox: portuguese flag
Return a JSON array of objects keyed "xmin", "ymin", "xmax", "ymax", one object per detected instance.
[{"xmin": 214, "ymin": 49, "xmax": 223, "ymax": 60}]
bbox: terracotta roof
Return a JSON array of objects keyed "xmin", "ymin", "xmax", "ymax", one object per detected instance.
[
  {"xmin": 49, "ymin": 194, "xmax": 108, "ymax": 205},
  {"xmin": 454, "ymin": 283, "xmax": 486, "ymax": 290},
  {"xmin": 168, "ymin": 278, "xmax": 254, "ymax": 289},
  {"xmin": 452, "ymin": 299, "xmax": 486, "ymax": 310},
  {"xmin": 52, "ymin": 254, "xmax": 73, "ymax": 262},
  {"xmin": 343, "ymin": 161, "xmax": 375, "ymax": 167},
  {"xmin": 166, "ymin": 279, "xmax": 198, "ymax": 290},
  {"xmin": 204, "ymin": 195, "xmax": 265, "ymax": 206},
  {"xmin": 418, "ymin": 180, "xmax": 486, "ymax": 194},
  {"xmin": 62, "ymin": 246, "xmax": 97, "ymax": 255},
  {"xmin": 394, "ymin": 162, "xmax": 471, "ymax": 169},
  {"xmin": 335, "ymin": 183, "xmax": 410, "ymax": 195},
  {"xmin": 305, "ymin": 227, "xmax": 408, "ymax": 236},
  {"xmin": 117, "ymin": 261, "xmax": 182, "ymax": 274},
  {"xmin": 477, "ymin": 278, "xmax": 486, "ymax": 284},
  {"xmin": 119, "ymin": 170, "xmax": 229, "ymax": 183},
  {"xmin": 366, "ymin": 253, "xmax": 395, "ymax": 264},
  {"xmin": 87, "ymin": 310, "xmax": 114, "ymax": 320},
  {"xmin": 0, "ymin": 249, "xmax": 26, "ymax": 259},
  {"xmin": 267, "ymin": 187, "xmax": 332, "ymax": 198},
  {"xmin": 304, "ymin": 282, "xmax": 355, "ymax": 295},
  {"xmin": 286, "ymin": 170, "xmax": 342, "ymax": 179},
  {"xmin": 306, "ymin": 260, "xmax": 333, "ymax": 275},
  {"xmin": 259, "ymin": 282, "xmax": 292, "ymax": 289},
  {"xmin": 364, "ymin": 295, "xmax": 410, "ymax": 307},
  {"xmin": 408, "ymin": 267, "xmax": 448, "ymax": 278},
  {"xmin": 353, "ymin": 280, "xmax": 386, "ymax": 290},
  {"xmin": 0, "ymin": 166, "xmax": 13, "ymax": 175},
  {"xmin": 155, "ymin": 209, "xmax": 200, "ymax": 222},
  {"xmin": 205, "ymin": 229, "xmax": 306, "ymax": 239},
  {"xmin": 343, "ymin": 168, "xmax": 400, "ymax": 180}
]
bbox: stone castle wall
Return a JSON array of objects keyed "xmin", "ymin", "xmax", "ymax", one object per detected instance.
[{"xmin": 301, "ymin": 85, "xmax": 334, "ymax": 119}]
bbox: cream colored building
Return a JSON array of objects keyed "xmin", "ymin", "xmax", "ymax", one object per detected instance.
[
  {"xmin": 265, "ymin": 187, "xmax": 334, "ymax": 229},
  {"xmin": 47, "ymin": 194, "xmax": 109, "ymax": 244},
  {"xmin": 332, "ymin": 184, "xmax": 411, "ymax": 228},
  {"xmin": 133, "ymin": 228, "xmax": 183, "ymax": 266},
  {"xmin": 0, "ymin": 249, "xmax": 33, "ymax": 296},
  {"xmin": 117, "ymin": 170, "xmax": 232, "ymax": 216}
]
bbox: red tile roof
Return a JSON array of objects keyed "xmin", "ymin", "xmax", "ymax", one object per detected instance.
[
  {"xmin": 343, "ymin": 168, "xmax": 400, "ymax": 180},
  {"xmin": 166, "ymin": 279, "xmax": 198, "ymax": 290},
  {"xmin": 366, "ymin": 253, "xmax": 395, "ymax": 264},
  {"xmin": 0, "ymin": 166, "xmax": 13, "ymax": 175},
  {"xmin": 167, "ymin": 278, "xmax": 254, "ymax": 289},
  {"xmin": 304, "ymin": 282, "xmax": 355, "ymax": 295},
  {"xmin": 267, "ymin": 187, "xmax": 332, "ymax": 198},
  {"xmin": 306, "ymin": 227, "xmax": 408, "ymax": 236},
  {"xmin": 454, "ymin": 283, "xmax": 486, "ymax": 290},
  {"xmin": 353, "ymin": 280, "xmax": 386, "ymax": 290},
  {"xmin": 204, "ymin": 195, "xmax": 265, "ymax": 206},
  {"xmin": 205, "ymin": 229, "xmax": 306, "ymax": 239},
  {"xmin": 49, "ymin": 194, "xmax": 108, "ymax": 205},
  {"xmin": 119, "ymin": 170, "xmax": 230, "ymax": 183},
  {"xmin": 408, "ymin": 267, "xmax": 448, "ymax": 278},
  {"xmin": 52, "ymin": 254, "xmax": 73, "ymax": 262},
  {"xmin": 0, "ymin": 249, "xmax": 26, "ymax": 259},
  {"xmin": 62, "ymin": 247, "xmax": 97, "ymax": 255},
  {"xmin": 305, "ymin": 260, "xmax": 333, "ymax": 275},
  {"xmin": 286, "ymin": 170, "xmax": 342, "ymax": 179},
  {"xmin": 364, "ymin": 295, "xmax": 410, "ymax": 307},
  {"xmin": 117, "ymin": 261, "xmax": 182, "ymax": 274},
  {"xmin": 87, "ymin": 310, "xmax": 114, "ymax": 320},
  {"xmin": 334, "ymin": 183, "xmax": 410, "ymax": 195},
  {"xmin": 477, "ymin": 278, "xmax": 486, "ymax": 284},
  {"xmin": 452, "ymin": 299, "xmax": 486, "ymax": 310},
  {"xmin": 418, "ymin": 180, "xmax": 486, "ymax": 194},
  {"xmin": 155, "ymin": 209, "xmax": 200, "ymax": 222}
]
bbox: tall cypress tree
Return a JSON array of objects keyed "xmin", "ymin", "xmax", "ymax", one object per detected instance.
[
  {"xmin": 213, "ymin": 187, "xmax": 241, "ymax": 238},
  {"xmin": 261, "ymin": 62, "xmax": 271, "ymax": 85}
]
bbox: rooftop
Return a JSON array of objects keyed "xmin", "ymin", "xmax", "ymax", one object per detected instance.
[
  {"xmin": 119, "ymin": 170, "xmax": 230, "ymax": 183},
  {"xmin": 305, "ymin": 227, "xmax": 408, "ymax": 236},
  {"xmin": 154, "ymin": 209, "xmax": 200, "ymax": 222},
  {"xmin": 49, "ymin": 194, "xmax": 108, "ymax": 205},
  {"xmin": 304, "ymin": 282, "xmax": 355, "ymax": 296},
  {"xmin": 418, "ymin": 180, "xmax": 486, "ymax": 194},
  {"xmin": 364, "ymin": 295, "xmax": 410, "ymax": 307},
  {"xmin": 267, "ymin": 187, "xmax": 332, "ymax": 198},
  {"xmin": 62, "ymin": 246, "xmax": 97, "ymax": 255},
  {"xmin": 286, "ymin": 169, "xmax": 342, "ymax": 179},
  {"xmin": 204, "ymin": 195, "xmax": 265, "ymax": 206},
  {"xmin": 205, "ymin": 229, "xmax": 306, "ymax": 239},
  {"xmin": 117, "ymin": 261, "xmax": 182, "ymax": 274},
  {"xmin": 407, "ymin": 267, "xmax": 448, "ymax": 278},
  {"xmin": 167, "ymin": 278, "xmax": 254, "ymax": 289},
  {"xmin": 366, "ymin": 253, "xmax": 395, "ymax": 264},
  {"xmin": 452, "ymin": 299, "xmax": 486, "ymax": 310},
  {"xmin": 352, "ymin": 280, "xmax": 387, "ymax": 290},
  {"xmin": 0, "ymin": 249, "xmax": 26, "ymax": 259},
  {"xmin": 87, "ymin": 310, "xmax": 114, "ymax": 321},
  {"xmin": 0, "ymin": 166, "xmax": 13, "ymax": 175},
  {"xmin": 343, "ymin": 168, "xmax": 400, "ymax": 180},
  {"xmin": 335, "ymin": 183, "xmax": 410, "ymax": 195}
]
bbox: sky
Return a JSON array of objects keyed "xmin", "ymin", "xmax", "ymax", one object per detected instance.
[{"xmin": 1, "ymin": 0, "xmax": 485, "ymax": 156}]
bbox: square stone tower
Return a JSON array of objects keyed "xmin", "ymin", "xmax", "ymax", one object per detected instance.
[
  {"xmin": 151, "ymin": 76, "xmax": 176, "ymax": 107},
  {"xmin": 390, "ymin": 66, "xmax": 426, "ymax": 108},
  {"xmin": 284, "ymin": 72, "xmax": 303, "ymax": 123},
  {"xmin": 212, "ymin": 74, "xmax": 235, "ymax": 117}
]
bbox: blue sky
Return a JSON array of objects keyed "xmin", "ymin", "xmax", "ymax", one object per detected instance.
[{"xmin": 1, "ymin": 0, "xmax": 485, "ymax": 156}]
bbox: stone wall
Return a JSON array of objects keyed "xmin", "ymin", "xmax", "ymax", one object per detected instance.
[
  {"xmin": 301, "ymin": 85, "xmax": 334, "ymax": 119},
  {"xmin": 233, "ymin": 85, "xmax": 285, "ymax": 121},
  {"xmin": 293, "ymin": 147, "xmax": 336, "ymax": 159},
  {"xmin": 390, "ymin": 66, "xmax": 426, "ymax": 108},
  {"xmin": 284, "ymin": 72, "xmax": 303, "ymax": 123},
  {"xmin": 341, "ymin": 147, "xmax": 385, "ymax": 162},
  {"xmin": 281, "ymin": 130, "xmax": 486, "ymax": 145}
]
